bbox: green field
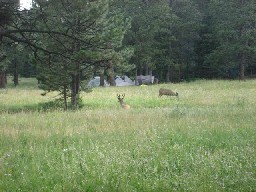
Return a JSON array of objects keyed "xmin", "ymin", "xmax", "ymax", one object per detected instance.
[{"xmin": 0, "ymin": 78, "xmax": 256, "ymax": 191}]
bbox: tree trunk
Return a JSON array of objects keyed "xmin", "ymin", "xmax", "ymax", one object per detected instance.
[
  {"xmin": 71, "ymin": 74, "xmax": 78, "ymax": 110},
  {"xmin": 5, "ymin": 72, "xmax": 7, "ymax": 84},
  {"xmin": 239, "ymin": 53, "xmax": 245, "ymax": 81},
  {"xmin": 108, "ymin": 61, "xmax": 116, "ymax": 86},
  {"xmin": 135, "ymin": 68, "xmax": 138, "ymax": 85},
  {"xmin": 166, "ymin": 65, "xmax": 170, "ymax": 82},
  {"xmin": 109, "ymin": 76, "xmax": 116, "ymax": 86},
  {"xmin": 13, "ymin": 70, "xmax": 18, "ymax": 86},
  {"xmin": 178, "ymin": 64, "xmax": 182, "ymax": 82},
  {"xmin": 99, "ymin": 72, "xmax": 105, "ymax": 86},
  {"xmin": 63, "ymin": 85, "xmax": 67, "ymax": 111},
  {"xmin": 76, "ymin": 72, "xmax": 80, "ymax": 94},
  {"xmin": 149, "ymin": 68, "xmax": 152, "ymax": 76},
  {"xmin": 0, "ymin": 71, "xmax": 6, "ymax": 88},
  {"xmin": 144, "ymin": 63, "xmax": 149, "ymax": 75},
  {"xmin": 149, "ymin": 68, "xmax": 153, "ymax": 84},
  {"xmin": 13, "ymin": 59, "xmax": 18, "ymax": 86},
  {"xmin": 139, "ymin": 66, "xmax": 142, "ymax": 76}
]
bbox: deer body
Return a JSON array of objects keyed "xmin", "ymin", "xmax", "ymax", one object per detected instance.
[
  {"xmin": 159, "ymin": 88, "xmax": 178, "ymax": 98},
  {"xmin": 117, "ymin": 94, "xmax": 130, "ymax": 109}
]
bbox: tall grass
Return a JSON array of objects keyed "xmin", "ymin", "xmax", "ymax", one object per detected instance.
[{"xmin": 0, "ymin": 79, "xmax": 255, "ymax": 191}]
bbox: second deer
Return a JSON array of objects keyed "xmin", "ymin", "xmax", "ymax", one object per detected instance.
[
  {"xmin": 117, "ymin": 94, "xmax": 130, "ymax": 109},
  {"xmin": 159, "ymin": 88, "xmax": 179, "ymax": 99}
]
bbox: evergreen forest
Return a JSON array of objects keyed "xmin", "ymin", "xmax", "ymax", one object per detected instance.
[{"xmin": 1, "ymin": 0, "xmax": 256, "ymax": 109}]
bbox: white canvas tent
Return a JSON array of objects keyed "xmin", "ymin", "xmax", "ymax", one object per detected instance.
[
  {"xmin": 87, "ymin": 76, "xmax": 109, "ymax": 88},
  {"xmin": 87, "ymin": 76, "xmax": 135, "ymax": 87},
  {"xmin": 115, "ymin": 76, "xmax": 135, "ymax": 86}
]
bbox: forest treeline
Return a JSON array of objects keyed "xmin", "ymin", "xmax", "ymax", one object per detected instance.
[{"xmin": 1, "ymin": 0, "xmax": 256, "ymax": 109}]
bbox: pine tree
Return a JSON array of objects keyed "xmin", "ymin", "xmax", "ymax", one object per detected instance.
[
  {"xmin": 206, "ymin": 0, "xmax": 256, "ymax": 80},
  {"xmin": 33, "ymin": 0, "xmax": 131, "ymax": 109}
]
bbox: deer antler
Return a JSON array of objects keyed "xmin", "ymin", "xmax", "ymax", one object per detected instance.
[
  {"xmin": 117, "ymin": 93, "xmax": 130, "ymax": 109},
  {"xmin": 117, "ymin": 94, "xmax": 125, "ymax": 100}
]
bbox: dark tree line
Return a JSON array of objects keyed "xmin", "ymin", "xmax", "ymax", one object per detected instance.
[
  {"xmin": 1, "ymin": 0, "xmax": 256, "ymax": 109},
  {"xmin": 120, "ymin": 0, "xmax": 256, "ymax": 81}
]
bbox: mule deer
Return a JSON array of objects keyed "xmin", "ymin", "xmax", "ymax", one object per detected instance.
[
  {"xmin": 159, "ymin": 88, "xmax": 179, "ymax": 98},
  {"xmin": 117, "ymin": 94, "xmax": 130, "ymax": 109}
]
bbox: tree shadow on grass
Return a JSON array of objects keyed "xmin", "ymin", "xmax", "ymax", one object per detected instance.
[
  {"xmin": 0, "ymin": 99, "xmax": 86, "ymax": 113},
  {"xmin": 0, "ymin": 101, "xmax": 65, "ymax": 114}
]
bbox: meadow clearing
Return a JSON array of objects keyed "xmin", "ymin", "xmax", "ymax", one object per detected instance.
[{"xmin": 0, "ymin": 78, "xmax": 256, "ymax": 191}]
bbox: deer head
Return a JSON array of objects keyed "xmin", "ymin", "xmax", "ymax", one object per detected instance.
[{"xmin": 117, "ymin": 94, "xmax": 130, "ymax": 109}]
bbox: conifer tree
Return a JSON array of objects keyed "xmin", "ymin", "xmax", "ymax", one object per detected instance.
[{"xmin": 33, "ymin": 0, "xmax": 131, "ymax": 109}]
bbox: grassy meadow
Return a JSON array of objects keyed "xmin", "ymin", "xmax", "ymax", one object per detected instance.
[{"xmin": 0, "ymin": 78, "xmax": 256, "ymax": 191}]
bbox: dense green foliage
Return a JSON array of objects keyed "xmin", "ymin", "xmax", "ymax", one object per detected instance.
[{"xmin": 0, "ymin": 78, "xmax": 256, "ymax": 191}]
